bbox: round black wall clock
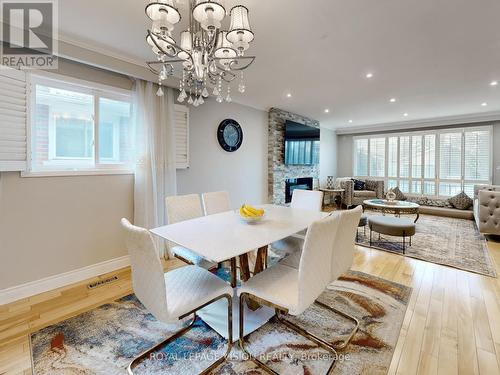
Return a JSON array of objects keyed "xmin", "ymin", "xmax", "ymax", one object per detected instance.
[{"xmin": 217, "ymin": 119, "xmax": 243, "ymax": 152}]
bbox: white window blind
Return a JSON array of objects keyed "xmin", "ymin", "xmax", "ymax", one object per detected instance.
[
  {"xmin": 369, "ymin": 137, "xmax": 385, "ymax": 177},
  {"xmin": 387, "ymin": 137, "xmax": 398, "ymax": 178},
  {"xmin": 352, "ymin": 126, "xmax": 492, "ymax": 197},
  {"xmin": 411, "ymin": 135, "xmax": 422, "ymax": 178},
  {"xmin": 464, "ymin": 129, "xmax": 489, "ymax": 181},
  {"xmin": 0, "ymin": 67, "xmax": 27, "ymax": 171},
  {"xmin": 353, "ymin": 138, "xmax": 368, "ymax": 176},
  {"xmin": 399, "ymin": 136, "xmax": 410, "ymax": 178},
  {"xmin": 423, "ymin": 134, "xmax": 435, "ymax": 179},
  {"xmin": 174, "ymin": 104, "xmax": 189, "ymax": 169},
  {"xmin": 439, "ymin": 132, "xmax": 462, "ymax": 180}
]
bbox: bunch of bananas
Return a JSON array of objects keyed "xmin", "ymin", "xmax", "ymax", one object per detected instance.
[{"xmin": 239, "ymin": 204, "xmax": 265, "ymax": 218}]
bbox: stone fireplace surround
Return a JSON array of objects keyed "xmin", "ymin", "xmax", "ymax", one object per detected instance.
[{"xmin": 268, "ymin": 108, "xmax": 320, "ymax": 205}]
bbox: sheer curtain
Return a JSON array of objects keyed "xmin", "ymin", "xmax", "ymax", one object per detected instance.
[{"xmin": 133, "ymin": 80, "xmax": 177, "ymax": 258}]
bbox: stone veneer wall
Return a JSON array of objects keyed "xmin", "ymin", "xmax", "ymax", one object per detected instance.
[{"xmin": 268, "ymin": 107, "xmax": 320, "ymax": 205}]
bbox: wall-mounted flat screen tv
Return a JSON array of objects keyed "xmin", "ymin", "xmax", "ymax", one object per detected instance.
[{"xmin": 284, "ymin": 120, "xmax": 320, "ymax": 165}]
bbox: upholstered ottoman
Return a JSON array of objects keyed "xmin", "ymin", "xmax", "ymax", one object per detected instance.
[{"xmin": 368, "ymin": 216, "xmax": 416, "ymax": 253}]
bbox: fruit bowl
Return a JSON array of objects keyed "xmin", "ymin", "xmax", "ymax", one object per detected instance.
[
  {"xmin": 239, "ymin": 204, "xmax": 265, "ymax": 223},
  {"xmin": 240, "ymin": 214, "xmax": 264, "ymax": 223}
]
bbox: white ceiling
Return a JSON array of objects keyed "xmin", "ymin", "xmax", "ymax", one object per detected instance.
[{"xmin": 57, "ymin": 0, "xmax": 500, "ymax": 129}]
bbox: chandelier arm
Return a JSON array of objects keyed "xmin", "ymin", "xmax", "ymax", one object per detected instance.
[
  {"xmin": 220, "ymin": 70, "xmax": 236, "ymax": 83},
  {"xmin": 147, "ymin": 61, "xmax": 185, "ymax": 75},
  {"xmin": 148, "ymin": 30, "xmax": 194, "ymax": 64},
  {"xmin": 148, "ymin": 30, "xmax": 177, "ymax": 58},
  {"xmin": 227, "ymin": 56, "xmax": 256, "ymax": 71},
  {"xmin": 212, "ymin": 56, "xmax": 255, "ymax": 72}
]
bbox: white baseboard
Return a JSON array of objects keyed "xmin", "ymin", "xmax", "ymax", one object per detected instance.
[{"xmin": 0, "ymin": 255, "xmax": 130, "ymax": 305}]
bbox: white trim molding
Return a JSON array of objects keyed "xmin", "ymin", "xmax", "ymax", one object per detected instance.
[
  {"xmin": 0, "ymin": 255, "xmax": 130, "ymax": 305},
  {"xmin": 336, "ymin": 111, "xmax": 500, "ymax": 135}
]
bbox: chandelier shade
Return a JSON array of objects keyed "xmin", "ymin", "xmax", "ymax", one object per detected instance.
[
  {"xmin": 227, "ymin": 6, "xmax": 254, "ymax": 45},
  {"xmin": 192, "ymin": 0, "xmax": 226, "ymax": 31},
  {"xmin": 145, "ymin": 1, "xmax": 181, "ymax": 26},
  {"xmin": 214, "ymin": 31, "xmax": 237, "ymax": 59},
  {"xmin": 178, "ymin": 30, "xmax": 193, "ymax": 60}
]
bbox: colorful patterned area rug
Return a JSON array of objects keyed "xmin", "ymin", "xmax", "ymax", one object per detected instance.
[
  {"xmin": 31, "ymin": 271, "xmax": 411, "ymax": 375},
  {"xmin": 356, "ymin": 212, "xmax": 497, "ymax": 277}
]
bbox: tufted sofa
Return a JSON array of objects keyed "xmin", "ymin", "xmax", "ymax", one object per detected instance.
[
  {"xmin": 474, "ymin": 185, "xmax": 500, "ymax": 235},
  {"xmin": 335, "ymin": 177, "xmax": 384, "ymax": 207}
]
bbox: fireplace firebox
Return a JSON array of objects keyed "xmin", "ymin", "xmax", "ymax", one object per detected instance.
[{"xmin": 285, "ymin": 177, "xmax": 313, "ymax": 203}]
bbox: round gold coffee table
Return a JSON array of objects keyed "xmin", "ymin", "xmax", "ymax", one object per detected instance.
[{"xmin": 363, "ymin": 199, "xmax": 420, "ymax": 223}]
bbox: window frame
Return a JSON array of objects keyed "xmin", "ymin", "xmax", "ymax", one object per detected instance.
[
  {"xmin": 23, "ymin": 72, "xmax": 133, "ymax": 177},
  {"xmin": 352, "ymin": 125, "xmax": 492, "ymax": 198}
]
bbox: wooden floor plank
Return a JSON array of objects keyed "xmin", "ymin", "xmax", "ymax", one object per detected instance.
[{"xmin": 1, "ymin": 241, "xmax": 499, "ymax": 375}]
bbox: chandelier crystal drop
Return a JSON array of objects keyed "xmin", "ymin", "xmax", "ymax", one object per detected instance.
[{"xmin": 144, "ymin": 0, "xmax": 256, "ymax": 106}]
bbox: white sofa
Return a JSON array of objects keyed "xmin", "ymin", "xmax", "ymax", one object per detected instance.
[{"xmin": 474, "ymin": 184, "xmax": 500, "ymax": 235}]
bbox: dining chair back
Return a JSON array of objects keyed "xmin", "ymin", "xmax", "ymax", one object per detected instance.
[
  {"xmin": 120, "ymin": 218, "xmax": 169, "ymax": 322},
  {"xmin": 330, "ymin": 206, "xmax": 363, "ymax": 282},
  {"xmin": 297, "ymin": 213, "xmax": 341, "ymax": 313},
  {"xmin": 165, "ymin": 193, "xmax": 203, "ymax": 224},
  {"xmin": 121, "ymin": 218, "xmax": 234, "ymax": 374},
  {"xmin": 202, "ymin": 191, "xmax": 231, "ymax": 215},
  {"xmin": 165, "ymin": 194, "xmax": 216, "ymax": 268},
  {"xmin": 290, "ymin": 189, "xmax": 324, "ymax": 211}
]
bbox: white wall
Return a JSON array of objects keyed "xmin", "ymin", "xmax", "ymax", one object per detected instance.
[
  {"xmin": 337, "ymin": 134, "xmax": 354, "ymax": 177},
  {"xmin": 0, "ymin": 172, "xmax": 134, "ymax": 289},
  {"xmin": 176, "ymin": 99, "xmax": 268, "ymax": 207}
]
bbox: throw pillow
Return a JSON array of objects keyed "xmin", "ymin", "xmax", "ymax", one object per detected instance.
[
  {"xmin": 391, "ymin": 186, "xmax": 407, "ymax": 201},
  {"xmin": 426, "ymin": 198, "xmax": 453, "ymax": 208},
  {"xmin": 448, "ymin": 191, "xmax": 473, "ymax": 210},
  {"xmin": 352, "ymin": 178, "xmax": 365, "ymax": 191}
]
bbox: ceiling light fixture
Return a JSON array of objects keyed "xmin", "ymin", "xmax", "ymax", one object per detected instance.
[
  {"xmin": 490, "ymin": 81, "xmax": 498, "ymax": 86},
  {"xmin": 390, "ymin": 98, "xmax": 396, "ymax": 103},
  {"xmin": 365, "ymin": 72, "xmax": 374, "ymax": 79},
  {"xmin": 482, "ymin": 102, "xmax": 488, "ymax": 106},
  {"xmin": 286, "ymin": 93, "xmax": 292, "ymax": 98},
  {"xmin": 403, "ymin": 113, "xmax": 409, "ymax": 117},
  {"xmin": 145, "ymin": 0, "xmax": 256, "ymax": 106},
  {"xmin": 324, "ymin": 109, "xmax": 329, "ymax": 113},
  {"xmin": 348, "ymin": 119, "xmax": 353, "ymax": 123}
]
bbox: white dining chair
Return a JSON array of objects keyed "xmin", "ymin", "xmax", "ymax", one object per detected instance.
[
  {"xmin": 290, "ymin": 188, "xmax": 324, "ymax": 211},
  {"xmin": 279, "ymin": 206, "xmax": 363, "ymax": 351},
  {"xmin": 202, "ymin": 191, "xmax": 231, "ymax": 215},
  {"xmin": 165, "ymin": 194, "xmax": 217, "ymax": 269},
  {"xmin": 238, "ymin": 213, "xmax": 341, "ymax": 374},
  {"xmin": 271, "ymin": 189, "xmax": 324, "ymax": 257},
  {"xmin": 120, "ymin": 219, "xmax": 233, "ymax": 375}
]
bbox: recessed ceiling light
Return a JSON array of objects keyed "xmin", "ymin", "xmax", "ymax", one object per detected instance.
[
  {"xmin": 490, "ymin": 81, "xmax": 498, "ymax": 86},
  {"xmin": 365, "ymin": 73, "xmax": 373, "ymax": 79},
  {"xmin": 324, "ymin": 109, "xmax": 329, "ymax": 113},
  {"xmin": 482, "ymin": 102, "xmax": 488, "ymax": 106},
  {"xmin": 286, "ymin": 93, "xmax": 292, "ymax": 98},
  {"xmin": 403, "ymin": 113, "xmax": 409, "ymax": 117},
  {"xmin": 390, "ymin": 98, "xmax": 397, "ymax": 103},
  {"xmin": 348, "ymin": 119, "xmax": 353, "ymax": 123}
]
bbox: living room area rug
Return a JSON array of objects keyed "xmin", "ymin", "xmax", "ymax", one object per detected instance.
[
  {"xmin": 31, "ymin": 270, "xmax": 411, "ymax": 375},
  {"xmin": 357, "ymin": 212, "xmax": 497, "ymax": 277}
]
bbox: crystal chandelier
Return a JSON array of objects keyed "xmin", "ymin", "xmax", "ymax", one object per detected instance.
[{"xmin": 144, "ymin": 0, "xmax": 256, "ymax": 106}]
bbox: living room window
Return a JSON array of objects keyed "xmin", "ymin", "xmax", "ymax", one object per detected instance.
[
  {"xmin": 352, "ymin": 126, "xmax": 492, "ymax": 197},
  {"xmin": 27, "ymin": 74, "xmax": 133, "ymax": 175}
]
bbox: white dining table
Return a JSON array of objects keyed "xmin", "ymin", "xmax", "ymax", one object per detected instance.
[{"xmin": 150, "ymin": 204, "xmax": 328, "ymax": 341}]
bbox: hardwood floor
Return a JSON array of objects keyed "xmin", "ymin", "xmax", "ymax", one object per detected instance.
[{"xmin": 1, "ymin": 241, "xmax": 500, "ymax": 374}]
